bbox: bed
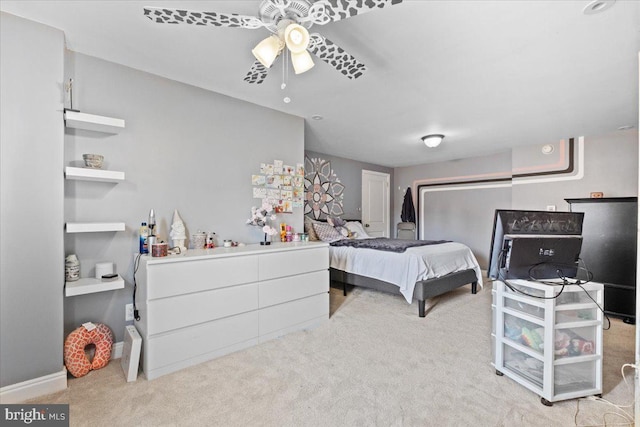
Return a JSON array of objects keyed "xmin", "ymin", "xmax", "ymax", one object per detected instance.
[{"xmin": 307, "ymin": 218, "xmax": 482, "ymax": 317}]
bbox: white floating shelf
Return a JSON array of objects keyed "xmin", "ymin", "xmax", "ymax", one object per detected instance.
[
  {"xmin": 65, "ymin": 166, "xmax": 125, "ymax": 182},
  {"xmin": 65, "ymin": 275, "xmax": 125, "ymax": 297},
  {"xmin": 66, "ymin": 222, "xmax": 126, "ymax": 233},
  {"xmin": 64, "ymin": 110, "xmax": 125, "ymax": 133}
]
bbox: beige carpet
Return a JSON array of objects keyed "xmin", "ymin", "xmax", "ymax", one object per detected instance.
[{"xmin": 29, "ymin": 283, "xmax": 635, "ymax": 426}]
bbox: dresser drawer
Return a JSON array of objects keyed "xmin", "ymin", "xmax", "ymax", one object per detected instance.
[
  {"xmin": 147, "ymin": 283, "xmax": 258, "ymax": 335},
  {"xmin": 259, "ymin": 292, "xmax": 329, "ymax": 336},
  {"xmin": 146, "ymin": 256, "xmax": 259, "ymax": 299},
  {"xmin": 259, "ymin": 270, "xmax": 328, "ymax": 308},
  {"xmin": 259, "ymin": 246, "xmax": 328, "ymax": 280},
  {"xmin": 145, "ymin": 311, "xmax": 259, "ymax": 379}
]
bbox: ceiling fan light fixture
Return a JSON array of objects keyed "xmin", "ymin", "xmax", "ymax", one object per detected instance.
[
  {"xmin": 252, "ymin": 35, "xmax": 284, "ymax": 68},
  {"xmin": 422, "ymin": 134, "xmax": 444, "ymax": 148},
  {"xmin": 291, "ymin": 50, "xmax": 315, "ymax": 74},
  {"xmin": 284, "ymin": 23, "xmax": 310, "ymax": 53}
]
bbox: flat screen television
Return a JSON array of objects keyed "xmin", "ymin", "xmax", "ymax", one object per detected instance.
[{"xmin": 487, "ymin": 209, "xmax": 584, "ymax": 280}]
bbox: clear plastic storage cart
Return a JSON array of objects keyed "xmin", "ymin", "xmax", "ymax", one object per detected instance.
[{"xmin": 492, "ymin": 279, "xmax": 603, "ymax": 406}]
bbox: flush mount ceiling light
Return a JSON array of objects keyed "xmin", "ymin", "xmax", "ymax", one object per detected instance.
[
  {"xmin": 583, "ymin": 0, "xmax": 616, "ymax": 15},
  {"xmin": 143, "ymin": 0, "xmax": 404, "ymax": 85},
  {"xmin": 422, "ymin": 134, "xmax": 444, "ymax": 148}
]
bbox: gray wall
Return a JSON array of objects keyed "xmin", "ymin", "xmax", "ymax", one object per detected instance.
[
  {"xmin": 394, "ymin": 131, "xmax": 639, "ymax": 270},
  {"xmin": 1, "ymin": 13, "xmax": 65, "ymax": 387},
  {"xmin": 394, "ymin": 150, "xmax": 512, "ymax": 267},
  {"xmin": 64, "ymin": 52, "xmax": 305, "ymax": 343},
  {"xmin": 513, "ymin": 131, "xmax": 638, "ymax": 210},
  {"xmin": 304, "ymin": 150, "xmax": 394, "ymax": 228}
]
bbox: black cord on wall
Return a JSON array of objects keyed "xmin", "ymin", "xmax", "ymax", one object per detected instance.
[{"xmin": 133, "ymin": 252, "xmax": 142, "ymax": 321}]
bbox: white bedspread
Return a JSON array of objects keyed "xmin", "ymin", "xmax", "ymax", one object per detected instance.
[{"xmin": 329, "ymin": 241, "xmax": 483, "ymax": 303}]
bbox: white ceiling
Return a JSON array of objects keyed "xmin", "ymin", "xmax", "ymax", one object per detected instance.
[{"xmin": 2, "ymin": 0, "xmax": 638, "ymax": 167}]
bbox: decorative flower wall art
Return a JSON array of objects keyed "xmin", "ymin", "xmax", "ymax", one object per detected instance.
[{"xmin": 304, "ymin": 156, "xmax": 345, "ymax": 220}]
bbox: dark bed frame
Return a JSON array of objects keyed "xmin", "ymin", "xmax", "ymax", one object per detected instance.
[
  {"xmin": 330, "ymin": 268, "xmax": 479, "ymax": 317},
  {"xmin": 310, "ymin": 217, "xmax": 479, "ymax": 317}
]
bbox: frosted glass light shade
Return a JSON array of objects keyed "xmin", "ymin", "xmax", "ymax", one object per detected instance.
[
  {"xmin": 422, "ymin": 134, "xmax": 444, "ymax": 148},
  {"xmin": 252, "ymin": 35, "xmax": 283, "ymax": 68},
  {"xmin": 284, "ymin": 24, "xmax": 310, "ymax": 53},
  {"xmin": 291, "ymin": 50, "xmax": 315, "ymax": 74}
]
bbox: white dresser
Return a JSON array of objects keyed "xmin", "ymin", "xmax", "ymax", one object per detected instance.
[{"xmin": 135, "ymin": 242, "xmax": 329, "ymax": 380}]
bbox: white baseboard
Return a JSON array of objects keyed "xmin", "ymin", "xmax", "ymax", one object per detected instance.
[
  {"xmin": 0, "ymin": 369, "xmax": 67, "ymax": 404},
  {"xmin": 0, "ymin": 341, "xmax": 124, "ymax": 404}
]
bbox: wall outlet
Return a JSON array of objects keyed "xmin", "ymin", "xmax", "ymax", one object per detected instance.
[
  {"xmin": 125, "ymin": 303, "xmax": 134, "ymax": 321},
  {"xmin": 546, "ymin": 205, "xmax": 556, "ymax": 211}
]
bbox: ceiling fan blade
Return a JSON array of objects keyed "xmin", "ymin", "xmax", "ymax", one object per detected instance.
[
  {"xmin": 307, "ymin": 34, "xmax": 367, "ymax": 79},
  {"xmin": 143, "ymin": 7, "xmax": 263, "ymax": 29},
  {"xmin": 244, "ymin": 61, "xmax": 270, "ymax": 84},
  {"xmin": 307, "ymin": 0, "xmax": 403, "ymax": 25}
]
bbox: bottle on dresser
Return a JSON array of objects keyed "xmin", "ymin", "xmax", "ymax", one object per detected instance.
[
  {"xmin": 147, "ymin": 209, "xmax": 157, "ymax": 248},
  {"xmin": 139, "ymin": 222, "xmax": 148, "ymax": 254}
]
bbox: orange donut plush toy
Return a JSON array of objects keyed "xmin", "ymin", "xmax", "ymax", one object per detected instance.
[{"xmin": 64, "ymin": 323, "xmax": 113, "ymax": 378}]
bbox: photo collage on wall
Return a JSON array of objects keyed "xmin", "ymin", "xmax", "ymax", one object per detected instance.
[{"xmin": 252, "ymin": 160, "xmax": 305, "ymax": 213}]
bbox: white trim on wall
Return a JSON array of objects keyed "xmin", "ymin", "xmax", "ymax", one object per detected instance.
[
  {"xmin": 512, "ymin": 137, "xmax": 585, "ymax": 185},
  {"xmin": 0, "ymin": 341, "xmax": 124, "ymax": 404},
  {"xmin": 420, "ymin": 183, "xmax": 512, "ymax": 193},
  {"xmin": 0, "ymin": 370, "xmax": 67, "ymax": 404}
]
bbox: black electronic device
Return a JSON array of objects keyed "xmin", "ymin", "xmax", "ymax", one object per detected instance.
[
  {"xmin": 499, "ymin": 234, "xmax": 583, "ymax": 280},
  {"xmin": 566, "ymin": 197, "xmax": 637, "ymax": 322},
  {"xmin": 488, "ymin": 209, "xmax": 585, "ymax": 280}
]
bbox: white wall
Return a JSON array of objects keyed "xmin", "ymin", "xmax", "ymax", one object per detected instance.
[{"xmin": 0, "ymin": 13, "xmax": 65, "ymax": 387}]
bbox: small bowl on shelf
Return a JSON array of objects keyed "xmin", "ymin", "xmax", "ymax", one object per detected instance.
[{"xmin": 83, "ymin": 154, "xmax": 104, "ymax": 169}]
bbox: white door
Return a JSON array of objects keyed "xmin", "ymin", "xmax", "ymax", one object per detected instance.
[{"xmin": 361, "ymin": 170, "xmax": 390, "ymax": 237}]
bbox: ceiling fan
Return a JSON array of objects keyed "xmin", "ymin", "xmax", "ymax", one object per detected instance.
[{"xmin": 143, "ymin": 0, "xmax": 403, "ymax": 84}]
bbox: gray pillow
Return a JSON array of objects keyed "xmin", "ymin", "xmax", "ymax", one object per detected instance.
[{"xmin": 312, "ymin": 222, "xmax": 344, "ymax": 242}]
